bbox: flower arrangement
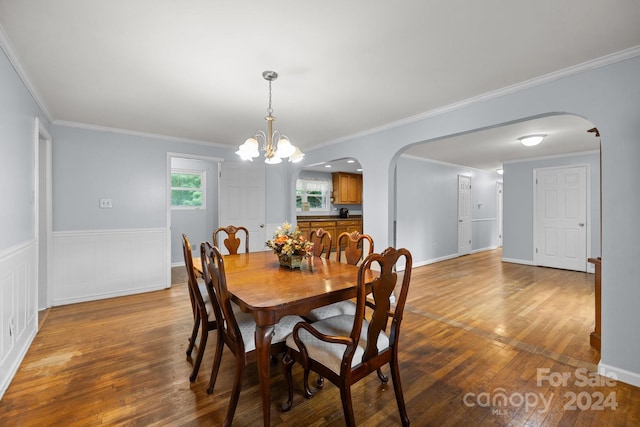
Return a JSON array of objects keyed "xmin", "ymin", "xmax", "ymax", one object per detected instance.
[{"xmin": 266, "ymin": 222, "xmax": 313, "ymax": 257}]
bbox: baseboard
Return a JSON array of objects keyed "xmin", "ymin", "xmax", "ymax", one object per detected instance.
[
  {"xmin": 471, "ymin": 245, "xmax": 499, "ymax": 254},
  {"xmin": 501, "ymin": 257, "xmax": 535, "ymax": 266},
  {"xmin": 51, "ymin": 283, "xmax": 168, "ymax": 306},
  {"xmin": 598, "ymin": 362, "xmax": 640, "ymax": 389},
  {"xmin": 412, "ymin": 253, "xmax": 459, "ymax": 268}
]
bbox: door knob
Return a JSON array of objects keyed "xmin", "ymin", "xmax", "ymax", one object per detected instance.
[
  {"xmin": 579, "ymin": 223, "xmax": 585, "ymax": 227},
  {"xmin": 260, "ymin": 224, "xmax": 265, "ymax": 228}
]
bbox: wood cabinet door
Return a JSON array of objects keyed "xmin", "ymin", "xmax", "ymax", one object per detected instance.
[{"xmin": 333, "ymin": 172, "xmax": 362, "ymax": 204}]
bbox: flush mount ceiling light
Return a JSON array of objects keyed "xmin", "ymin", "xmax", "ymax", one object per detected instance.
[
  {"xmin": 236, "ymin": 71, "xmax": 305, "ymax": 164},
  {"xmin": 518, "ymin": 134, "xmax": 546, "ymax": 147}
]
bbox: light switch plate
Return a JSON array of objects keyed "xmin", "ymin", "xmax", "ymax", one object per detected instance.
[{"xmin": 99, "ymin": 198, "xmax": 113, "ymax": 208}]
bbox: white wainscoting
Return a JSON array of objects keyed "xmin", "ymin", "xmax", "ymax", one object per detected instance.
[
  {"xmin": 0, "ymin": 240, "xmax": 38, "ymax": 399},
  {"xmin": 52, "ymin": 228, "xmax": 169, "ymax": 305}
]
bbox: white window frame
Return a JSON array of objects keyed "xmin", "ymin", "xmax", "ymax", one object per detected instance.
[
  {"xmin": 296, "ymin": 177, "xmax": 331, "ymax": 212},
  {"xmin": 171, "ymin": 168, "xmax": 206, "ymax": 210}
]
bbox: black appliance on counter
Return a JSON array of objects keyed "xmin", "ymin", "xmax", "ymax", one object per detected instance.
[{"xmin": 339, "ymin": 208, "xmax": 349, "ymax": 218}]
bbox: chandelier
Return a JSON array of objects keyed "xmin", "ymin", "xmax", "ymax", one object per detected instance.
[{"xmin": 236, "ymin": 71, "xmax": 305, "ymax": 164}]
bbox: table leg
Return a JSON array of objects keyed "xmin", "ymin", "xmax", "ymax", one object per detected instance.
[{"xmin": 255, "ymin": 324, "xmax": 275, "ymax": 426}]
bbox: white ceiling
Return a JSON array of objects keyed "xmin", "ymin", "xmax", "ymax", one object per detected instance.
[{"xmin": 1, "ymin": 1, "xmax": 638, "ymax": 171}]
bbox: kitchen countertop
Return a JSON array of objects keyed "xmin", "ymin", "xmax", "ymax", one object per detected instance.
[{"xmin": 297, "ymin": 216, "xmax": 362, "ymax": 221}]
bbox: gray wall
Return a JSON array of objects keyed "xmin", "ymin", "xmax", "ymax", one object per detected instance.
[
  {"xmin": 502, "ymin": 151, "xmax": 601, "ymax": 263},
  {"xmin": 52, "ymin": 126, "xmax": 232, "ymax": 231},
  {"xmin": 0, "ymin": 47, "xmax": 50, "ymax": 250},
  {"xmin": 396, "ymin": 156, "xmax": 500, "ymax": 266}
]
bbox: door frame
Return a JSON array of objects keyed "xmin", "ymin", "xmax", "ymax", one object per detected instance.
[
  {"xmin": 457, "ymin": 174, "xmax": 472, "ymax": 256},
  {"xmin": 34, "ymin": 117, "xmax": 53, "ymax": 310},
  {"xmin": 166, "ymin": 152, "xmax": 224, "ymax": 286},
  {"xmin": 497, "ymin": 181, "xmax": 503, "ymax": 247}
]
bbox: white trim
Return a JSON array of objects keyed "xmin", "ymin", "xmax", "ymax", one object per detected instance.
[
  {"xmin": 400, "ymin": 153, "xmax": 500, "ymax": 174},
  {"xmin": 598, "ymin": 362, "xmax": 640, "ymax": 389},
  {"xmin": 34, "ymin": 117, "xmax": 53, "ymax": 309},
  {"xmin": 0, "ymin": 241, "xmax": 38, "ymax": 399},
  {"xmin": 310, "ymin": 47, "xmax": 640, "ymax": 151},
  {"xmin": 0, "ymin": 26, "xmax": 53, "ymax": 123},
  {"xmin": 53, "ymin": 227, "xmax": 166, "ymax": 237},
  {"xmin": 411, "ymin": 253, "xmax": 459, "ymax": 269},
  {"xmin": 502, "ymin": 150, "xmax": 600, "ymax": 166},
  {"xmin": 501, "ymin": 257, "xmax": 535, "ymax": 266},
  {"xmin": 471, "ymin": 245, "xmax": 499, "ymax": 254},
  {"xmin": 0, "ymin": 239, "xmax": 35, "ymax": 259},
  {"xmin": 55, "ymin": 120, "xmax": 230, "ymax": 148}
]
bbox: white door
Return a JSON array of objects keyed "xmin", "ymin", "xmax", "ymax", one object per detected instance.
[
  {"xmin": 458, "ymin": 175, "xmax": 472, "ymax": 256},
  {"xmin": 219, "ymin": 162, "xmax": 266, "ymax": 252},
  {"xmin": 534, "ymin": 166, "xmax": 588, "ymax": 271}
]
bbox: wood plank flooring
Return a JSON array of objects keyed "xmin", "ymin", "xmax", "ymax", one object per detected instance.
[{"xmin": 1, "ymin": 249, "xmax": 639, "ymax": 426}]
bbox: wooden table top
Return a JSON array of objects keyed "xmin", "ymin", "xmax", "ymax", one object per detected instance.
[{"xmin": 200, "ymin": 251, "xmax": 366, "ymax": 324}]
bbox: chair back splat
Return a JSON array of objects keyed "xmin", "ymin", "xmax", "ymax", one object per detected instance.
[
  {"xmin": 337, "ymin": 231, "xmax": 374, "ymax": 266},
  {"xmin": 310, "ymin": 228, "xmax": 332, "ymax": 259},
  {"xmin": 282, "ymin": 246, "xmax": 412, "ymax": 427},
  {"xmin": 213, "ymin": 225, "xmax": 249, "ymax": 255}
]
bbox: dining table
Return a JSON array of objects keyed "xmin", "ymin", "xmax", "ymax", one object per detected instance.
[{"xmin": 193, "ymin": 250, "xmax": 371, "ymax": 426}]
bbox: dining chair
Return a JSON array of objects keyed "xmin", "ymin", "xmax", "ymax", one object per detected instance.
[
  {"xmin": 310, "ymin": 228, "xmax": 332, "ymax": 259},
  {"xmin": 304, "ymin": 231, "xmax": 374, "ymax": 322},
  {"xmin": 213, "ymin": 225, "xmax": 249, "ymax": 255},
  {"xmin": 337, "ymin": 231, "xmax": 374, "ymax": 266},
  {"xmin": 200, "ymin": 242, "xmax": 305, "ymax": 427},
  {"xmin": 282, "ymin": 247, "xmax": 413, "ymax": 427},
  {"xmin": 182, "ymin": 234, "xmax": 217, "ymax": 382}
]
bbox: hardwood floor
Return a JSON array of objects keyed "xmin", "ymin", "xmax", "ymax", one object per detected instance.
[{"xmin": 2, "ymin": 249, "xmax": 639, "ymax": 426}]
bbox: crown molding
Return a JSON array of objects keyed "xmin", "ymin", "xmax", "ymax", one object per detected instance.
[
  {"xmin": 501, "ymin": 149, "xmax": 601, "ymax": 166},
  {"xmin": 312, "ymin": 46, "xmax": 640, "ymax": 151},
  {"xmin": 54, "ymin": 120, "xmax": 230, "ymax": 149},
  {"xmin": 0, "ymin": 24, "xmax": 53, "ymax": 123}
]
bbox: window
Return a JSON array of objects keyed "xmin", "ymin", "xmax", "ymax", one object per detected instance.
[
  {"xmin": 296, "ymin": 178, "xmax": 331, "ymax": 211},
  {"xmin": 171, "ymin": 169, "xmax": 206, "ymax": 209}
]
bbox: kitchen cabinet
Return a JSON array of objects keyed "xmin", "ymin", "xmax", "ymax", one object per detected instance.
[
  {"xmin": 296, "ymin": 220, "xmax": 312, "ymax": 240},
  {"xmin": 332, "ymin": 173, "xmax": 362, "ymax": 204},
  {"xmin": 296, "ymin": 218, "xmax": 362, "ymax": 246}
]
